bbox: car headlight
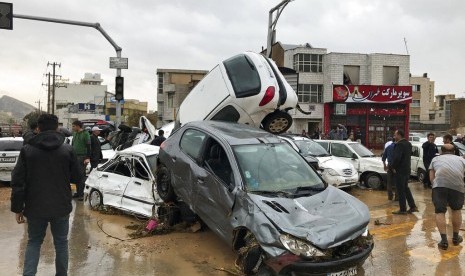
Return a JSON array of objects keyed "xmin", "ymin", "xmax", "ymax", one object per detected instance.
[
  {"xmin": 325, "ymin": 168, "xmax": 340, "ymax": 176},
  {"xmin": 279, "ymin": 234, "xmax": 326, "ymax": 257}
]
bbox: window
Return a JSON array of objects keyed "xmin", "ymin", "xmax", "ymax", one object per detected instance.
[
  {"xmin": 412, "ymin": 146, "xmax": 420, "ymax": 157},
  {"xmin": 180, "ymin": 129, "xmax": 207, "ymax": 160},
  {"xmin": 410, "ymin": 115, "xmax": 420, "ymax": 121},
  {"xmin": 335, "ymin": 104, "xmax": 347, "ymax": 115},
  {"xmin": 343, "ymin": 66, "xmax": 360, "ymax": 85},
  {"xmin": 205, "ymin": 141, "xmax": 233, "ymax": 185},
  {"xmin": 411, "ymin": 100, "xmax": 420, "ymax": 107},
  {"xmin": 429, "ymin": 114, "xmax": 435, "ymax": 120},
  {"xmin": 133, "ymin": 158, "xmax": 150, "ymax": 180},
  {"xmin": 412, "ymin": 84, "xmax": 421, "ymax": 92},
  {"xmin": 167, "ymin": 94, "xmax": 174, "ymax": 108},
  {"xmin": 157, "ymin": 73, "xmax": 163, "ymax": 94},
  {"xmin": 383, "ymin": 66, "xmax": 399, "ymax": 85},
  {"xmin": 0, "ymin": 140, "xmax": 23, "ymax": 151},
  {"xmin": 211, "ymin": 105, "xmax": 241, "ymax": 122},
  {"xmin": 293, "ymin": 54, "xmax": 323, "ymax": 73},
  {"xmin": 223, "ymin": 54, "xmax": 261, "ymax": 98},
  {"xmin": 104, "ymin": 157, "xmax": 132, "ymax": 177},
  {"xmin": 330, "ymin": 143, "xmax": 353, "ymax": 159},
  {"xmin": 297, "ymin": 84, "xmax": 323, "ymax": 103}
]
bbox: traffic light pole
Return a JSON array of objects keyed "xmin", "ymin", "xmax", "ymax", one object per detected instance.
[{"xmin": 12, "ymin": 13, "xmax": 123, "ymax": 127}]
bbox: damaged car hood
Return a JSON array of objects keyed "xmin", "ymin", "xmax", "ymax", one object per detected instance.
[{"xmin": 249, "ymin": 186, "xmax": 369, "ymax": 249}]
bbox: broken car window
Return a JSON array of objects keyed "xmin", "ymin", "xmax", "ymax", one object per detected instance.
[{"xmin": 205, "ymin": 142, "xmax": 233, "ymax": 185}]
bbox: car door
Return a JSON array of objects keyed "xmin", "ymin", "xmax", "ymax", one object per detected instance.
[
  {"xmin": 98, "ymin": 156, "xmax": 132, "ymax": 208},
  {"xmin": 193, "ymin": 139, "xmax": 236, "ymax": 241},
  {"xmin": 330, "ymin": 143, "xmax": 360, "ymax": 172},
  {"xmin": 172, "ymin": 129, "xmax": 207, "ymax": 206},
  {"xmin": 410, "ymin": 146, "xmax": 421, "ymax": 176},
  {"xmin": 121, "ymin": 155, "xmax": 156, "ymax": 217}
]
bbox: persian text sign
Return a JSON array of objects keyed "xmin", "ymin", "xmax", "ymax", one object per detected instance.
[{"xmin": 333, "ymin": 85, "xmax": 412, "ymax": 103}]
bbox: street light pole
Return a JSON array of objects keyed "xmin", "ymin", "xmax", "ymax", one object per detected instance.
[{"xmin": 266, "ymin": 0, "xmax": 293, "ymax": 58}]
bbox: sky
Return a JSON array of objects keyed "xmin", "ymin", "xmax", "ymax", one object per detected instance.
[{"xmin": 1, "ymin": 0, "xmax": 464, "ymax": 111}]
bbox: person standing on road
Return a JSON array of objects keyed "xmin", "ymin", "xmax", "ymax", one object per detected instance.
[
  {"xmin": 23, "ymin": 120, "xmax": 39, "ymax": 145},
  {"xmin": 422, "ymin": 133, "xmax": 439, "ymax": 189},
  {"xmin": 71, "ymin": 120, "xmax": 90, "ymax": 200},
  {"xmin": 382, "ymin": 137, "xmax": 397, "ymax": 201},
  {"xmin": 391, "ymin": 129, "xmax": 418, "ymax": 215},
  {"xmin": 443, "ymin": 134, "xmax": 460, "ymax": 156},
  {"xmin": 10, "ymin": 113, "xmax": 80, "ymax": 276},
  {"xmin": 151, "ymin": 129, "xmax": 166, "ymax": 146},
  {"xmin": 89, "ymin": 126, "xmax": 103, "ymax": 173},
  {"xmin": 429, "ymin": 143, "xmax": 465, "ymax": 250}
]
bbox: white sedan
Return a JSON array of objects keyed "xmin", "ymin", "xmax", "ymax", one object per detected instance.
[
  {"xmin": 84, "ymin": 144, "xmax": 162, "ymax": 217},
  {"xmin": 0, "ymin": 137, "xmax": 23, "ymax": 182}
]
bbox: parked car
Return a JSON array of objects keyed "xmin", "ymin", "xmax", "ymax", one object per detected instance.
[
  {"xmin": 316, "ymin": 140, "xmax": 386, "ymax": 189},
  {"xmin": 410, "ymin": 142, "xmax": 427, "ymax": 182},
  {"xmin": 279, "ymin": 135, "xmax": 358, "ymax": 189},
  {"xmin": 108, "ymin": 116, "xmax": 157, "ymax": 151},
  {"xmin": 84, "ymin": 144, "xmax": 162, "ymax": 217},
  {"xmin": 176, "ymin": 51, "xmax": 304, "ymax": 134},
  {"xmin": 157, "ymin": 121, "xmax": 373, "ymax": 275},
  {"xmin": 409, "ymin": 132, "xmax": 427, "ymax": 143},
  {"xmin": 0, "ymin": 137, "xmax": 23, "ymax": 182}
]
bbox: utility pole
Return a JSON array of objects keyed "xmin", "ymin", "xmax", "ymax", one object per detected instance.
[
  {"xmin": 46, "ymin": 73, "xmax": 51, "ymax": 113},
  {"xmin": 35, "ymin": 99, "xmax": 41, "ymax": 111},
  {"xmin": 47, "ymin": 62, "xmax": 61, "ymax": 115},
  {"xmin": 266, "ymin": 0, "xmax": 293, "ymax": 58}
]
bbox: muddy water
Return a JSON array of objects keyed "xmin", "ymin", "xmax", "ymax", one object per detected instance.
[{"xmin": 1, "ymin": 181, "xmax": 465, "ymax": 275}]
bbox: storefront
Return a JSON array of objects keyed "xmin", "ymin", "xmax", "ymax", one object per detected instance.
[{"xmin": 324, "ymin": 85, "xmax": 412, "ymax": 149}]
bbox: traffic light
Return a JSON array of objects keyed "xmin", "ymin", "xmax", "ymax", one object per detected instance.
[
  {"xmin": 115, "ymin": 76, "xmax": 124, "ymax": 101},
  {"xmin": 0, "ymin": 2, "xmax": 13, "ymax": 30}
]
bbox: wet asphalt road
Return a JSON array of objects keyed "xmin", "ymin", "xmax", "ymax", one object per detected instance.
[{"xmin": 0, "ymin": 181, "xmax": 464, "ymax": 276}]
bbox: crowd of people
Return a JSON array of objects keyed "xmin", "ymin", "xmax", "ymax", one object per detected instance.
[{"xmin": 299, "ymin": 124, "xmax": 362, "ymax": 142}]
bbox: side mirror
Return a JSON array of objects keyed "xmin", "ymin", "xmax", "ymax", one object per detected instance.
[{"xmin": 352, "ymin": 153, "xmax": 358, "ymax": 160}]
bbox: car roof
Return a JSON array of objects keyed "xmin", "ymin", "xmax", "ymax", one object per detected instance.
[
  {"xmin": 185, "ymin": 121, "xmax": 281, "ymax": 146},
  {"xmin": 120, "ymin": 144, "xmax": 159, "ymax": 156}
]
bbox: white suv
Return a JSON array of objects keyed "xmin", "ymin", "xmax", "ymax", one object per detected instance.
[
  {"xmin": 177, "ymin": 51, "xmax": 300, "ymax": 134},
  {"xmin": 316, "ymin": 140, "xmax": 386, "ymax": 190},
  {"xmin": 279, "ymin": 135, "xmax": 359, "ymax": 189}
]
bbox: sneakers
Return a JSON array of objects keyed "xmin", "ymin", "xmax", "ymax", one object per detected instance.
[
  {"xmin": 407, "ymin": 207, "xmax": 419, "ymax": 213},
  {"xmin": 453, "ymin": 235, "xmax": 463, "ymax": 246},
  {"xmin": 438, "ymin": 240, "xmax": 449, "ymax": 250},
  {"xmin": 392, "ymin": 210, "xmax": 408, "ymax": 215}
]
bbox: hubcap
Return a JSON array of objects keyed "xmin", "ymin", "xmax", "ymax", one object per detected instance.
[
  {"xmin": 269, "ymin": 118, "xmax": 289, "ymax": 133},
  {"xmin": 90, "ymin": 191, "xmax": 101, "ymax": 208}
]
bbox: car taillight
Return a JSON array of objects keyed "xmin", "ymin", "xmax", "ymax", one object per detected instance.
[{"xmin": 259, "ymin": 86, "xmax": 275, "ymax": 106}]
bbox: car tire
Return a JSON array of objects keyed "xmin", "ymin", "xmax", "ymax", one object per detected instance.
[
  {"xmin": 261, "ymin": 111, "xmax": 293, "ymax": 134},
  {"xmin": 89, "ymin": 189, "xmax": 103, "ymax": 210},
  {"xmin": 157, "ymin": 205, "xmax": 180, "ymax": 227},
  {"xmin": 365, "ymin": 173, "xmax": 383, "ymax": 190},
  {"xmin": 237, "ymin": 233, "xmax": 263, "ymax": 275},
  {"xmin": 156, "ymin": 166, "xmax": 176, "ymax": 202},
  {"xmin": 417, "ymin": 169, "xmax": 426, "ymax": 183}
]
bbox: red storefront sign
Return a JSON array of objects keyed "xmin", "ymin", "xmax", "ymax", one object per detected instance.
[{"xmin": 333, "ymin": 85, "xmax": 412, "ymax": 103}]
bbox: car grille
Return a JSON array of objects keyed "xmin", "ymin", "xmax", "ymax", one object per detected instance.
[{"xmin": 342, "ymin": 169, "xmax": 353, "ymax": 176}]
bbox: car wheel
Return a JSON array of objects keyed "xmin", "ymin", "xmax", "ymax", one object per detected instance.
[
  {"xmin": 89, "ymin": 189, "xmax": 103, "ymax": 210},
  {"xmin": 365, "ymin": 173, "xmax": 383, "ymax": 190},
  {"xmin": 417, "ymin": 169, "xmax": 426, "ymax": 183},
  {"xmin": 156, "ymin": 166, "xmax": 176, "ymax": 202},
  {"xmin": 261, "ymin": 111, "xmax": 292, "ymax": 134},
  {"xmin": 157, "ymin": 205, "xmax": 180, "ymax": 227},
  {"xmin": 237, "ymin": 233, "xmax": 263, "ymax": 275}
]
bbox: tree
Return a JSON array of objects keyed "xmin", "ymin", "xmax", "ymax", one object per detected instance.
[{"xmin": 125, "ymin": 111, "xmax": 144, "ymax": 128}]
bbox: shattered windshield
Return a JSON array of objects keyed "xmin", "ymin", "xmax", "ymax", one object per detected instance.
[
  {"xmin": 349, "ymin": 143, "xmax": 375, "ymax": 157},
  {"xmin": 233, "ymin": 143, "xmax": 325, "ymax": 194},
  {"xmin": 294, "ymin": 140, "xmax": 329, "ymax": 157}
]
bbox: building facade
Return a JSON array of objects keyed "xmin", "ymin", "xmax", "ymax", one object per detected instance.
[
  {"xmin": 409, "ymin": 73, "xmax": 435, "ymax": 124},
  {"xmin": 269, "ymin": 42, "xmax": 411, "ymax": 148},
  {"xmin": 156, "ymin": 69, "xmax": 208, "ymax": 128},
  {"xmin": 105, "ymin": 95, "xmax": 148, "ymax": 123}
]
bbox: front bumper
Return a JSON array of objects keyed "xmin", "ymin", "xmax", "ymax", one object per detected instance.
[
  {"xmin": 266, "ymin": 242, "xmax": 374, "ymax": 275},
  {"xmin": 322, "ymin": 174, "xmax": 359, "ymax": 189},
  {"xmin": 0, "ymin": 169, "xmax": 12, "ymax": 182}
]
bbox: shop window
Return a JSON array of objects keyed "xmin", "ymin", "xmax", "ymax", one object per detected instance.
[
  {"xmin": 412, "ymin": 84, "xmax": 421, "ymax": 92},
  {"xmin": 293, "ymin": 54, "xmax": 323, "ymax": 73},
  {"xmin": 297, "ymin": 84, "xmax": 323, "ymax": 103},
  {"xmin": 383, "ymin": 66, "xmax": 399, "ymax": 85},
  {"xmin": 411, "ymin": 100, "xmax": 420, "ymax": 107},
  {"xmin": 343, "ymin": 66, "xmax": 360, "ymax": 85},
  {"xmin": 335, "ymin": 104, "xmax": 346, "ymax": 115}
]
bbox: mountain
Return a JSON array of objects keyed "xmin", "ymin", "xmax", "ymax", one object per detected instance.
[{"xmin": 0, "ymin": 95, "xmax": 36, "ymax": 121}]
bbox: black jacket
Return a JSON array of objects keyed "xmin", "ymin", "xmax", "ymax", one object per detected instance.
[
  {"xmin": 90, "ymin": 134, "xmax": 102, "ymax": 164},
  {"xmin": 11, "ymin": 130, "xmax": 81, "ymax": 218},
  {"xmin": 422, "ymin": 141, "xmax": 438, "ymax": 165},
  {"xmin": 391, "ymin": 139, "xmax": 412, "ymax": 175},
  {"xmin": 151, "ymin": 135, "xmax": 166, "ymax": 146}
]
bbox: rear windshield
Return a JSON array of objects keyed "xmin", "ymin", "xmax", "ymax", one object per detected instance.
[
  {"xmin": 0, "ymin": 140, "xmax": 23, "ymax": 151},
  {"xmin": 223, "ymin": 54, "xmax": 261, "ymax": 98}
]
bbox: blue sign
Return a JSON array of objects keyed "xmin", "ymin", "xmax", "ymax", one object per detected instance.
[{"xmin": 78, "ymin": 103, "xmax": 96, "ymax": 111}]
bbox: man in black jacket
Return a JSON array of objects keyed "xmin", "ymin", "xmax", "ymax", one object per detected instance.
[
  {"xmin": 391, "ymin": 129, "xmax": 418, "ymax": 215},
  {"xmin": 11, "ymin": 113, "xmax": 80, "ymax": 276},
  {"xmin": 89, "ymin": 126, "xmax": 103, "ymax": 172},
  {"xmin": 422, "ymin": 133, "xmax": 438, "ymax": 188}
]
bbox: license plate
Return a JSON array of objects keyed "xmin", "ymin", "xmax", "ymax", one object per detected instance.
[
  {"xmin": 345, "ymin": 178, "xmax": 357, "ymax": 183},
  {"xmin": 328, "ymin": 266, "xmax": 357, "ymax": 276},
  {"xmin": 0, "ymin": 157, "xmax": 16, "ymax": 163}
]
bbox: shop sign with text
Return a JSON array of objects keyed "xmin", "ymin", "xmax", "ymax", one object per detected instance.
[{"xmin": 333, "ymin": 85, "xmax": 412, "ymax": 103}]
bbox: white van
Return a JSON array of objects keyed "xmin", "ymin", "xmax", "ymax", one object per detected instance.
[
  {"xmin": 177, "ymin": 51, "xmax": 302, "ymax": 134},
  {"xmin": 316, "ymin": 140, "xmax": 387, "ymax": 190},
  {"xmin": 410, "ymin": 142, "xmax": 427, "ymax": 182}
]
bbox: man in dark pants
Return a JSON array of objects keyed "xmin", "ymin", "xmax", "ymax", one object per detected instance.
[
  {"xmin": 422, "ymin": 133, "xmax": 439, "ymax": 188},
  {"xmin": 89, "ymin": 126, "xmax": 103, "ymax": 173},
  {"xmin": 391, "ymin": 129, "xmax": 418, "ymax": 215},
  {"xmin": 11, "ymin": 113, "xmax": 80, "ymax": 276},
  {"xmin": 71, "ymin": 120, "xmax": 90, "ymax": 200},
  {"xmin": 429, "ymin": 144, "xmax": 465, "ymax": 250}
]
